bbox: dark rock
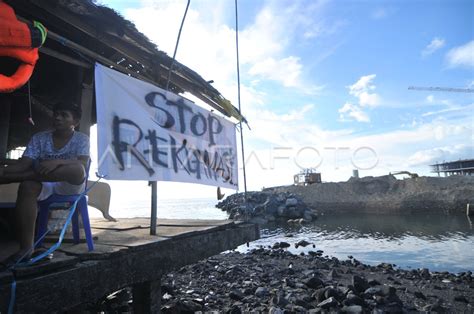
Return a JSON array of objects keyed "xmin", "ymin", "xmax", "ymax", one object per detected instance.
[
  {"xmin": 182, "ymin": 299, "xmax": 202, "ymax": 311},
  {"xmin": 229, "ymin": 289, "xmax": 244, "ymax": 301},
  {"xmin": 324, "ymin": 287, "xmax": 341, "ymax": 301},
  {"xmin": 368, "ymin": 279, "xmax": 381, "ymax": 286},
  {"xmin": 352, "ymin": 275, "xmax": 369, "ymax": 293},
  {"xmin": 341, "ymin": 305, "xmax": 363, "ymax": 313},
  {"xmin": 382, "ymin": 286, "xmax": 397, "ymax": 296},
  {"xmin": 270, "ymin": 292, "xmax": 289, "ymax": 307},
  {"xmin": 278, "ymin": 242, "xmax": 291, "ymax": 249},
  {"xmin": 304, "ymin": 277, "xmax": 324, "ymax": 289},
  {"xmin": 328, "ymin": 269, "xmax": 339, "ymax": 280},
  {"xmin": 296, "ymin": 239, "xmax": 311, "ymax": 247},
  {"xmin": 454, "ymin": 295, "xmax": 469, "ymax": 303},
  {"xmin": 285, "ymin": 198, "xmax": 298, "ymax": 207},
  {"xmin": 255, "ymin": 287, "xmax": 270, "ymax": 297},
  {"xmin": 414, "ymin": 291, "xmax": 426, "ymax": 300},
  {"xmin": 420, "ymin": 268, "xmax": 431, "ymax": 279},
  {"xmin": 422, "ymin": 303, "xmax": 447, "ymax": 313},
  {"xmin": 294, "ymin": 298, "xmax": 311, "ymax": 309},
  {"xmin": 343, "ymin": 294, "xmax": 364, "ymax": 306},
  {"xmin": 317, "ymin": 296, "xmax": 338, "ymax": 309},
  {"xmin": 243, "ymin": 287, "xmax": 254, "ymax": 295},
  {"xmin": 377, "ymin": 263, "xmax": 393, "ymax": 270},
  {"xmin": 381, "ymin": 302, "xmax": 403, "ymax": 313},
  {"xmin": 312, "ymin": 287, "xmax": 328, "ymax": 303},
  {"xmin": 228, "ymin": 304, "xmax": 242, "ymax": 314},
  {"xmin": 268, "ymin": 306, "xmax": 284, "ymax": 314},
  {"xmin": 364, "ymin": 287, "xmax": 383, "ymax": 296}
]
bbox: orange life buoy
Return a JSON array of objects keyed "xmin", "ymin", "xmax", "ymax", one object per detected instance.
[{"xmin": 0, "ymin": 0, "xmax": 47, "ymax": 93}]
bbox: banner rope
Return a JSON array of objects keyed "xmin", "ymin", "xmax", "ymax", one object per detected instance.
[
  {"xmin": 165, "ymin": 0, "xmax": 191, "ymax": 91},
  {"xmin": 234, "ymin": 0, "xmax": 249, "ymax": 204}
]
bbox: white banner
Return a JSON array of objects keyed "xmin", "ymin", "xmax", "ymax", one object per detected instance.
[{"xmin": 95, "ymin": 63, "xmax": 238, "ymax": 189}]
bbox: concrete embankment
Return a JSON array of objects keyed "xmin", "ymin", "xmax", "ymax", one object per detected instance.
[
  {"xmin": 217, "ymin": 175, "xmax": 474, "ymax": 220},
  {"xmin": 265, "ymin": 175, "xmax": 474, "ymax": 215}
]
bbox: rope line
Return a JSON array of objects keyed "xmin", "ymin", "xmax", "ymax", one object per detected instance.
[
  {"xmin": 27, "ymin": 81, "xmax": 34, "ymax": 126},
  {"xmin": 234, "ymin": 0, "xmax": 248, "ymax": 198},
  {"xmin": 166, "ymin": 0, "xmax": 191, "ymax": 91}
]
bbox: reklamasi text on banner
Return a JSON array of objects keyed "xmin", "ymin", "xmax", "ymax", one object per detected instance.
[{"xmin": 94, "ymin": 63, "xmax": 238, "ymax": 190}]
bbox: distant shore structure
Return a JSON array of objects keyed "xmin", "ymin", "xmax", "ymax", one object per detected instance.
[
  {"xmin": 430, "ymin": 159, "xmax": 474, "ymax": 176},
  {"xmin": 294, "ymin": 168, "xmax": 321, "ymax": 186}
]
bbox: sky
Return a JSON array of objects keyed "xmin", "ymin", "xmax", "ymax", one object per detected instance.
[{"xmin": 94, "ymin": 0, "xmax": 473, "ymax": 201}]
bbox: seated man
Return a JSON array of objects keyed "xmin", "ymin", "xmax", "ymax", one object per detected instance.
[{"xmin": 0, "ymin": 102, "xmax": 89, "ymax": 261}]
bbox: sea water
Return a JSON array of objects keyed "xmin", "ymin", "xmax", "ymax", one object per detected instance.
[{"xmin": 89, "ymin": 197, "xmax": 474, "ymax": 273}]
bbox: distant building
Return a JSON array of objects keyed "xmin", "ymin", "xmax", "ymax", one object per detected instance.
[
  {"xmin": 430, "ymin": 159, "xmax": 474, "ymax": 176},
  {"xmin": 294, "ymin": 168, "xmax": 322, "ymax": 185}
]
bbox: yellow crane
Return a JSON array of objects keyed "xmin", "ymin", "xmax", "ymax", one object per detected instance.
[{"xmin": 408, "ymin": 86, "xmax": 474, "ymax": 93}]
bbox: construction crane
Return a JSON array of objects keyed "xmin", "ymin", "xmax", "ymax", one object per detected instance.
[{"xmin": 408, "ymin": 86, "xmax": 474, "ymax": 93}]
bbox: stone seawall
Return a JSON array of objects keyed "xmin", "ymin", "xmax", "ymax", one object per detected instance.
[
  {"xmin": 217, "ymin": 175, "xmax": 474, "ymax": 221},
  {"xmin": 266, "ymin": 175, "xmax": 474, "ymax": 215}
]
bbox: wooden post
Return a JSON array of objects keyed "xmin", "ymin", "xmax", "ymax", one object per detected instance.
[
  {"xmin": 150, "ymin": 181, "xmax": 157, "ymax": 235},
  {"xmin": 79, "ymin": 70, "xmax": 94, "ymax": 136},
  {"xmin": 132, "ymin": 278, "xmax": 161, "ymax": 314},
  {"xmin": 467, "ymin": 203, "xmax": 472, "ymax": 217},
  {"xmin": 0, "ymin": 96, "xmax": 11, "ymax": 158}
]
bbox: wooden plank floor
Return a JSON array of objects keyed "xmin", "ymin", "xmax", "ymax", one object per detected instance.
[{"xmin": 0, "ymin": 218, "xmax": 259, "ymax": 312}]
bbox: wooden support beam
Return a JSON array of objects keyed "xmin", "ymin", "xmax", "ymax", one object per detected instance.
[
  {"xmin": 19, "ymin": 3, "xmax": 237, "ymax": 118},
  {"xmin": 79, "ymin": 78, "xmax": 94, "ymax": 136},
  {"xmin": 0, "ymin": 221, "xmax": 259, "ymax": 312},
  {"xmin": 132, "ymin": 278, "xmax": 162, "ymax": 313},
  {"xmin": 0, "ymin": 97, "xmax": 11, "ymax": 158},
  {"xmin": 39, "ymin": 47, "xmax": 91, "ymax": 69}
]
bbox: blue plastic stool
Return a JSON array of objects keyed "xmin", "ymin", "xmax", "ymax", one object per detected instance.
[{"xmin": 36, "ymin": 192, "xmax": 94, "ymax": 251}]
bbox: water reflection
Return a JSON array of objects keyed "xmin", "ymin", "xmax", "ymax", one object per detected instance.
[{"xmin": 240, "ymin": 214, "xmax": 474, "ymax": 273}]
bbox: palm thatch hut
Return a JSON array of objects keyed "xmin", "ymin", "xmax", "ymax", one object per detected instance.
[{"xmin": 0, "ymin": 0, "xmax": 244, "ymax": 157}]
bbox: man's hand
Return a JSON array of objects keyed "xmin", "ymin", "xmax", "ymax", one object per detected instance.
[{"xmin": 37, "ymin": 160, "xmax": 62, "ymax": 175}]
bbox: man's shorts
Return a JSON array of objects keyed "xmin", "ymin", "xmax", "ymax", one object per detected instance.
[{"xmin": 37, "ymin": 181, "xmax": 86, "ymax": 201}]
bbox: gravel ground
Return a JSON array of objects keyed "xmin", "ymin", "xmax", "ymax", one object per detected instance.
[{"xmin": 159, "ymin": 247, "xmax": 473, "ymax": 313}]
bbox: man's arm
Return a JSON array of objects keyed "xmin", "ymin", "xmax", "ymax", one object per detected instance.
[
  {"xmin": 1, "ymin": 157, "xmax": 34, "ymax": 174},
  {"xmin": 36, "ymin": 156, "xmax": 89, "ymax": 175}
]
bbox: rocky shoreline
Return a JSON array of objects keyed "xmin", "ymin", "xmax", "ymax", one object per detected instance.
[
  {"xmin": 217, "ymin": 176, "xmax": 474, "ymax": 222},
  {"xmin": 216, "ymin": 191, "xmax": 315, "ymax": 224},
  {"xmin": 158, "ymin": 248, "xmax": 473, "ymax": 313}
]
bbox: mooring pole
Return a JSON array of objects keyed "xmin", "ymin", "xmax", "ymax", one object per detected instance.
[{"xmin": 150, "ymin": 181, "xmax": 157, "ymax": 235}]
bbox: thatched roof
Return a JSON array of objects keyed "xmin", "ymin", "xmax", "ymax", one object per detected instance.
[{"xmin": 2, "ymin": 0, "xmax": 244, "ymax": 151}]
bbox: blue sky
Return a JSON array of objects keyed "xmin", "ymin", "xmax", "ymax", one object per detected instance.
[{"xmin": 95, "ymin": 0, "xmax": 473, "ymax": 198}]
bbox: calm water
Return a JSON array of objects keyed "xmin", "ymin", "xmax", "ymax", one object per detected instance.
[{"xmin": 90, "ymin": 198, "xmax": 474, "ymax": 273}]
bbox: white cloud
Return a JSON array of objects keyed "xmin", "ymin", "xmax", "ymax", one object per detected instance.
[
  {"xmin": 371, "ymin": 8, "xmax": 388, "ymax": 19},
  {"xmin": 94, "ymin": 1, "xmax": 471, "ymax": 196},
  {"xmin": 338, "ymin": 74, "xmax": 380, "ymax": 123},
  {"xmin": 446, "ymin": 40, "xmax": 474, "ymax": 68},
  {"xmin": 422, "ymin": 103, "xmax": 474, "ymax": 117},
  {"xmin": 422, "ymin": 37, "xmax": 445, "ymax": 57},
  {"xmin": 426, "ymin": 95, "xmax": 434, "ymax": 103},
  {"xmin": 338, "ymin": 103, "xmax": 370, "ymax": 123},
  {"xmin": 242, "ymin": 106, "xmax": 472, "ymax": 187},
  {"xmin": 348, "ymin": 74, "xmax": 380, "ymax": 108},
  {"xmin": 358, "ymin": 91, "xmax": 380, "ymax": 107},
  {"xmin": 248, "ymin": 56, "xmax": 302, "ymax": 88},
  {"xmin": 408, "ymin": 144, "xmax": 474, "ymax": 166},
  {"xmin": 371, "ymin": 7, "xmax": 396, "ymax": 20},
  {"xmin": 121, "ymin": 1, "xmax": 329, "ymax": 100}
]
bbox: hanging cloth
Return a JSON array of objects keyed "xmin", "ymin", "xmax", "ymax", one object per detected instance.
[{"xmin": 0, "ymin": 0, "xmax": 47, "ymax": 93}]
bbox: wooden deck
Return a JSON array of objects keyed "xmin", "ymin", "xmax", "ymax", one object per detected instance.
[{"xmin": 0, "ymin": 218, "xmax": 259, "ymax": 312}]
